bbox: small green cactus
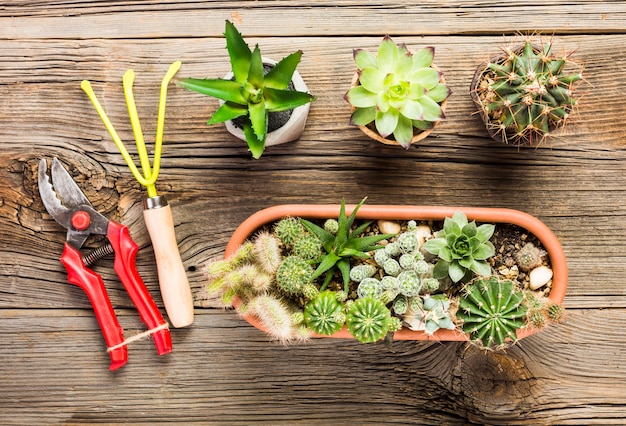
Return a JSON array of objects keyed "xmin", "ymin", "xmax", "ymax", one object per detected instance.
[
  {"xmin": 346, "ymin": 297, "xmax": 393, "ymax": 343},
  {"xmin": 276, "ymin": 256, "xmax": 314, "ymax": 295},
  {"xmin": 275, "ymin": 217, "xmax": 306, "ymax": 246},
  {"xmin": 456, "ymin": 277, "xmax": 528, "ymax": 348},
  {"xmin": 472, "ymin": 38, "xmax": 583, "ymax": 146},
  {"xmin": 515, "ymin": 242, "xmax": 546, "ymax": 272},
  {"xmin": 304, "ymin": 290, "xmax": 346, "ymax": 335},
  {"xmin": 423, "ymin": 211, "xmax": 495, "ymax": 283},
  {"xmin": 349, "ymin": 264, "xmax": 378, "ymax": 282},
  {"xmin": 356, "ymin": 277, "xmax": 383, "ymax": 299},
  {"xmin": 293, "ymin": 235, "xmax": 322, "ymax": 261}
]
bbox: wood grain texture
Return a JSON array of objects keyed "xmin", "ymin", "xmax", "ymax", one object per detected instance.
[{"xmin": 2, "ymin": 1, "xmax": 626, "ymax": 424}]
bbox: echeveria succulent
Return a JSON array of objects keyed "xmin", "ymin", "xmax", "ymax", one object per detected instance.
[
  {"xmin": 423, "ymin": 211, "xmax": 495, "ymax": 282},
  {"xmin": 345, "ymin": 35, "xmax": 451, "ymax": 148}
]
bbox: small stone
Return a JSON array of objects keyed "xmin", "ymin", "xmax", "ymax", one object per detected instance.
[
  {"xmin": 529, "ymin": 265, "xmax": 553, "ymax": 290},
  {"xmin": 378, "ymin": 220, "xmax": 401, "ymax": 235},
  {"xmin": 414, "ymin": 224, "xmax": 432, "ymax": 247}
]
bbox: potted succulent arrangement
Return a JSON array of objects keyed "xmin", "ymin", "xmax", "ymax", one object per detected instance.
[
  {"xmin": 178, "ymin": 20, "xmax": 315, "ymax": 159},
  {"xmin": 205, "ymin": 198, "xmax": 567, "ymax": 349},
  {"xmin": 344, "ymin": 36, "xmax": 451, "ymax": 149},
  {"xmin": 470, "ymin": 36, "xmax": 584, "ymax": 146}
]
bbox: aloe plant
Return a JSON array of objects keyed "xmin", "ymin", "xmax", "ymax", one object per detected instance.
[
  {"xmin": 178, "ymin": 20, "xmax": 315, "ymax": 159},
  {"xmin": 345, "ymin": 35, "xmax": 451, "ymax": 148},
  {"xmin": 300, "ymin": 197, "xmax": 394, "ymax": 293}
]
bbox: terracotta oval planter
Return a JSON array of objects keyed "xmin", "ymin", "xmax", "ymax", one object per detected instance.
[
  {"xmin": 223, "ymin": 57, "xmax": 311, "ymax": 148},
  {"xmin": 225, "ymin": 204, "xmax": 568, "ymax": 342},
  {"xmin": 349, "ymin": 70, "xmax": 448, "ymax": 147}
]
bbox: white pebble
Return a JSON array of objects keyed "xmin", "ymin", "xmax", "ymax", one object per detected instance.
[
  {"xmin": 378, "ymin": 220, "xmax": 401, "ymax": 235},
  {"xmin": 414, "ymin": 224, "xmax": 432, "ymax": 248},
  {"xmin": 529, "ymin": 265, "xmax": 553, "ymax": 290}
]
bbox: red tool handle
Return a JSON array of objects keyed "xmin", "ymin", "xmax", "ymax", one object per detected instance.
[
  {"xmin": 60, "ymin": 243, "xmax": 128, "ymax": 371},
  {"xmin": 107, "ymin": 220, "xmax": 172, "ymax": 356}
]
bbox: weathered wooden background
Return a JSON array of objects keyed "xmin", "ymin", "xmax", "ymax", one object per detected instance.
[{"xmin": 2, "ymin": 1, "xmax": 626, "ymax": 424}]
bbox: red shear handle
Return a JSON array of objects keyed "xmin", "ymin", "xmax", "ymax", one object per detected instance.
[
  {"xmin": 60, "ymin": 243, "xmax": 127, "ymax": 371},
  {"xmin": 107, "ymin": 220, "xmax": 172, "ymax": 356}
]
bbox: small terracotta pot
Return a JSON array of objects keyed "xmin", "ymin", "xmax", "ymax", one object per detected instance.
[
  {"xmin": 349, "ymin": 71, "xmax": 448, "ymax": 147},
  {"xmin": 223, "ymin": 57, "xmax": 312, "ymax": 147},
  {"xmin": 225, "ymin": 204, "xmax": 568, "ymax": 342}
]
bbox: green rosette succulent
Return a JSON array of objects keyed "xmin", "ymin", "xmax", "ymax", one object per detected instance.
[
  {"xmin": 345, "ymin": 35, "xmax": 451, "ymax": 148},
  {"xmin": 456, "ymin": 277, "xmax": 528, "ymax": 347},
  {"xmin": 178, "ymin": 20, "xmax": 315, "ymax": 159},
  {"xmin": 423, "ymin": 211, "xmax": 495, "ymax": 282}
]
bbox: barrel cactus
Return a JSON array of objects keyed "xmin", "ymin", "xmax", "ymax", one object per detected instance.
[
  {"xmin": 304, "ymin": 291, "xmax": 346, "ymax": 335},
  {"xmin": 346, "ymin": 297, "xmax": 393, "ymax": 343},
  {"xmin": 471, "ymin": 37, "xmax": 583, "ymax": 146},
  {"xmin": 456, "ymin": 277, "xmax": 528, "ymax": 348}
]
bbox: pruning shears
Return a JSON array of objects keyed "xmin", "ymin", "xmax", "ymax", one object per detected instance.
[
  {"xmin": 38, "ymin": 157, "xmax": 172, "ymax": 371},
  {"xmin": 80, "ymin": 61, "xmax": 194, "ymax": 328}
]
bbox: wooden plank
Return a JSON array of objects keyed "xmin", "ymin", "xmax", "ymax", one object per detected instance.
[
  {"xmin": 0, "ymin": 308, "xmax": 624, "ymax": 424},
  {"xmin": 2, "ymin": 1, "xmax": 626, "ymax": 38}
]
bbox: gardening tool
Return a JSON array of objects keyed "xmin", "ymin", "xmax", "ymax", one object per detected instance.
[
  {"xmin": 80, "ymin": 61, "xmax": 194, "ymax": 328},
  {"xmin": 38, "ymin": 157, "xmax": 172, "ymax": 371}
]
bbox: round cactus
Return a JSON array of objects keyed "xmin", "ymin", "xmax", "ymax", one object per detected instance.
[
  {"xmin": 471, "ymin": 38, "xmax": 583, "ymax": 146},
  {"xmin": 515, "ymin": 242, "xmax": 546, "ymax": 272},
  {"xmin": 304, "ymin": 290, "xmax": 346, "ymax": 335},
  {"xmin": 456, "ymin": 276, "xmax": 528, "ymax": 347},
  {"xmin": 346, "ymin": 297, "xmax": 393, "ymax": 343},
  {"xmin": 324, "ymin": 218, "xmax": 339, "ymax": 234},
  {"xmin": 350, "ymin": 264, "xmax": 378, "ymax": 283},
  {"xmin": 276, "ymin": 256, "xmax": 314, "ymax": 295},
  {"xmin": 398, "ymin": 270, "xmax": 421, "ymax": 297},
  {"xmin": 275, "ymin": 217, "xmax": 305, "ymax": 246},
  {"xmin": 398, "ymin": 231, "xmax": 419, "ymax": 253},
  {"xmin": 357, "ymin": 277, "xmax": 383, "ymax": 299},
  {"xmin": 293, "ymin": 235, "xmax": 322, "ymax": 261}
]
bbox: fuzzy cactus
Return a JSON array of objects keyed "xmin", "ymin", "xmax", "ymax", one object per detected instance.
[
  {"xmin": 253, "ymin": 231, "xmax": 283, "ymax": 274},
  {"xmin": 346, "ymin": 297, "xmax": 393, "ymax": 343},
  {"xmin": 303, "ymin": 290, "xmax": 346, "ymax": 335},
  {"xmin": 345, "ymin": 35, "xmax": 451, "ymax": 148},
  {"xmin": 456, "ymin": 277, "xmax": 528, "ymax": 347},
  {"xmin": 349, "ymin": 264, "xmax": 378, "ymax": 282},
  {"xmin": 248, "ymin": 295, "xmax": 299, "ymax": 343},
  {"xmin": 471, "ymin": 38, "xmax": 583, "ymax": 146}
]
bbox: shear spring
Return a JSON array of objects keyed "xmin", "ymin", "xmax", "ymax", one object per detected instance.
[{"xmin": 82, "ymin": 243, "xmax": 114, "ymax": 266}]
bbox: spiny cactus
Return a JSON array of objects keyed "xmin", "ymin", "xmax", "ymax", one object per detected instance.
[
  {"xmin": 350, "ymin": 264, "xmax": 378, "ymax": 282},
  {"xmin": 276, "ymin": 255, "xmax": 314, "ymax": 295},
  {"xmin": 346, "ymin": 297, "xmax": 393, "ymax": 343},
  {"xmin": 515, "ymin": 242, "xmax": 546, "ymax": 272},
  {"xmin": 293, "ymin": 234, "xmax": 322, "ymax": 261},
  {"xmin": 472, "ymin": 38, "xmax": 583, "ymax": 146},
  {"xmin": 423, "ymin": 211, "xmax": 495, "ymax": 283},
  {"xmin": 275, "ymin": 217, "xmax": 306, "ymax": 247},
  {"xmin": 456, "ymin": 277, "xmax": 528, "ymax": 348},
  {"xmin": 303, "ymin": 290, "xmax": 346, "ymax": 335},
  {"xmin": 356, "ymin": 277, "xmax": 383, "ymax": 299}
]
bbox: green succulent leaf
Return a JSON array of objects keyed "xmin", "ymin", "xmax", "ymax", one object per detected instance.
[
  {"xmin": 377, "ymin": 36, "xmax": 399, "ymax": 74},
  {"xmin": 354, "ymin": 49, "xmax": 378, "ymax": 70},
  {"xmin": 411, "ymin": 47, "xmax": 434, "ymax": 69},
  {"xmin": 394, "ymin": 114, "xmax": 414, "ymax": 148},
  {"xmin": 419, "ymin": 96, "xmax": 445, "ymax": 121},
  {"xmin": 476, "ymin": 224, "xmax": 495, "ymax": 242},
  {"xmin": 178, "ymin": 78, "xmax": 247, "ymax": 104},
  {"xmin": 408, "ymin": 68, "xmax": 440, "ymax": 90},
  {"xmin": 350, "ymin": 106, "xmax": 376, "ymax": 126},
  {"xmin": 360, "ymin": 67, "xmax": 386, "ymax": 93},
  {"xmin": 346, "ymin": 86, "xmax": 378, "ymax": 108},
  {"xmin": 264, "ymin": 87, "xmax": 314, "ymax": 112},
  {"xmin": 224, "ymin": 20, "xmax": 252, "ymax": 83},
  {"xmin": 207, "ymin": 102, "xmax": 248, "ymax": 125},
  {"xmin": 375, "ymin": 108, "xmax": 399, "ymax": 137},
  {"xmin": 248, "ymin": 98, "xmax": 267, "ymax": 140},
  {"xmin": 242, "ymin": 121, "xmax": 266, "ymax": 160},
  {"xmin": 264, "ymin": 51, "xmax": 302, "ymax": 90}
]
